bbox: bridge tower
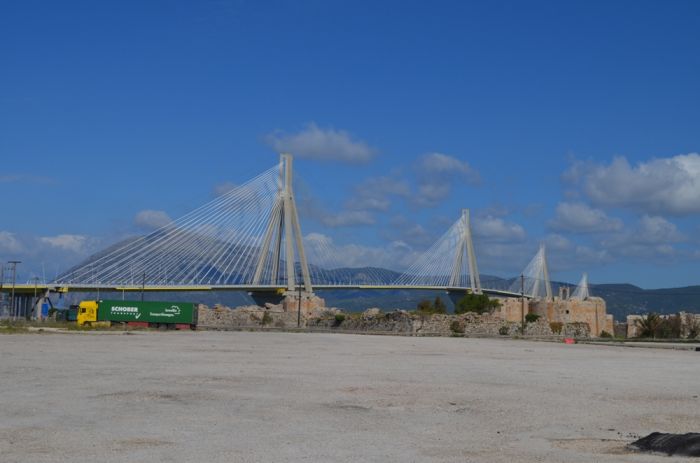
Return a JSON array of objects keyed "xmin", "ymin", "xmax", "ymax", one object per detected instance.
[
  {"xmin": 571, "ymin": 272, "xmax": 589, "ymax": 300},
  {"xmin": 529, "ymin": 243, "xmax": 552, "ymax": 299},
  {"xmin": 449, "ymin": 209, "xmax": 481, "ymax": 293},
  {"xmin": 252, "ymin": 154, "xmax": 313, "ymax": 292}
]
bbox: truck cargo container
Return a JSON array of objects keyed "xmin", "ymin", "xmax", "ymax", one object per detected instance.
[{"xmin": 76, "ymin": 300, "xmax": 197, "ymax": 329}]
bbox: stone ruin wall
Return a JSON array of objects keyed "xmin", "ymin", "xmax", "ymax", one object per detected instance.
[
  {"xmin": 197, "ymin": 294, "xmax": 592, "ymax": 338},
  {"xmin": 494, "ymin": 297, "xmax": 528, "ymax": 323},
  {"xmin": 529, "ymin": 296, "xmax": 612, "ymax": 337},
  {"xmin": 625, "ymin": 312, "xmax": 700, "ymax": 339}
]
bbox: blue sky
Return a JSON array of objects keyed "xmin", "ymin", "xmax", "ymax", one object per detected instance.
[{"xmin": 1, "ymin": 0, "xmax": 700, "ymax": 287}]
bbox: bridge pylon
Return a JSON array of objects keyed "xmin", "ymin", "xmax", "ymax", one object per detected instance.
[
  {"xmin": 449, "ymin": 209, "xmax": 481, "ymax": 293},
  {"xmin": 510, "ymin": 243, "xmax": 552, "ymax": 299},
  {"xmin": 252, "ymin": 154, "xmax": 313, "ymax": 292},
  {"xmin": 571, "ymin": 272, "xmax": 589, "ymax": 300}
]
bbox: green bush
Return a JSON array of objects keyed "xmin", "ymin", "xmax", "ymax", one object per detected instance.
[
  {"xmin": 334, "ymin": 313, "xmax": 346, "ymax": 326},
  {"xmin": 454, "ymin": 292, "xmax": 501, "ymax": 315},
  {"xmin": 635, "ymin": 313, "xmax": 661, "ymax": 338},
  {"xmin": 261, "ymin": 312, "xmax": 273, "ymax": 326},
  {"xmin": 655, "ymin": 315, "xmax": 681, "ymax": 339},
  {"xmin": 416, "ymin": 297, "xmax": 448, "ymax": 315},
  {"xmin": 450, "ymin": 320, "xmax": 464, "ymax": 334},
  {"xmin": 433, "ymin": 297, "xmax": 447, "ymax": 314},
  {"xmin": 498, "ymin": 325, "xmax": 509, "ymax": 336},
  {"xmin": 599, "ymin": 330, "xmax": 613, "ymax": 338},
  {"xmin": 525, "ymin": 313, "xmax": 540, "ymax": 323}
]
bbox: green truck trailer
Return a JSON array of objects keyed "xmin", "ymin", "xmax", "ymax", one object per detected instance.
[{"xmin": 77, "ymin": 300, "xmax": 197, "ymax": 329}]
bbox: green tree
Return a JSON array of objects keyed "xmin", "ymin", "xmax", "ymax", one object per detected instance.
[
  {"xmin": 454, "ymin": 292, "xmax": 501, "ymax": 315},
  {"xmin": 635, "ymin": 313, "xmax": 661, "ymax": 338},
  {"xmin": 417, "ymin": 300, "xmax": 434, "ymax": 314},
  {"xmin": 417, "ymin": 297, "xmax": 451, "ymax": 315},
  {"xmin": 433, "ymin": 297, "xmax": 447, "ymax": 314}
]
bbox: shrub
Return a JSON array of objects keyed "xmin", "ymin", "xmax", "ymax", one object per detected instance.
[
  {"xmin": 334, "ymin": 313, "xmax": 346, "ymax": 326},
  {"xmin": 549, "ymin": 322, "xmax": 563, "ymax": 334},
  {"xmin": 416, "ymin": 298, "xmax": 447, "ymax": 315},
  {"xmin": 450, "ymin": 320, "xmax": 464, "ymax": 334},
  {"xmin": 525, "ymin": 313, "xmax": 540, "ymax": 323},
  {"xmin": 454, "ymin": 292, "xmax": 501, "ymax": 315},
  {"xmin": 498, "ymin": 325, "xmax": 509, "ymax": 336},
  {"xmin": 417, "ymin": 300, "xmax": 434, "ymax": 314},
  {"xmin": 655, "ymin": 315, "xmax": 681, "ymax": 339},
  {"xmin": 635, "ymin": 313, "xmax": 661, "ymax": 338},
  {"xmin": 599, "ymin": 330, "xmax": 613, "ymax": 338},
  {"xmin": 433, "ymin": 297, "xmax": 447, "ymax": 314},
  {"xmin": 688, "ymin": 321, "xmax": 700, "ymax": 339},
  {"xmin": 261, "ymin": 312, "xmax": 273, "ymax": 326}
]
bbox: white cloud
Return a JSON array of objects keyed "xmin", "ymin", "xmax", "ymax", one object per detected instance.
[
  {"xmin": 548, "ymin": 202, "xmax": 623, "ymax": 233},
  {"xmin": 134, "ymin": 210, "xmax": 172, "ymax": 230},
  {"xmin": 213, "ymin": 182, "xmax": 237, "ymax": 196},
  {"xmin": 573, "ymin": 245, "xmax": 611, "ymax": 265},
  {"xmin": 39, "ymin": 234, "xmax": 91, "ymax": 253},
  {"xmin": 597, "ymin": 215, "xmax": 684, "ymax": 260},
  {"xmin": 265, "ymin": 123, "xmax": 376, "ymax": 163},
  {"xmin": 414, "ymin": 153, "xmax": 480, "ymax": 207},
  {"xmin": 545, "ymin": 233, "xmax": 572, "ymax": 251},
  {"xmin": 396, "ymin": 224, "xmax": 433, "ymax": 247},
  {"xmin": 635, "ymin": 215, "xmax": 684, "ymax": 244},
  {"xmin": 304, "ymin": 233, "xmax": 418, "ymax": 270},
  {"xmin": 567, "ymin": 153, "xmax": 700, "ymax": 215},
  {"xmin": 320, "ymin": 210, "xmax": 375, "ymax": 227},
  {"xmin": 347, "ymin": 176, "xmax": 410, "ymax": 211},
  {"xmin": 415, "ymin": 183, "xmax": 452, "ymax": 207},
  {"xmin": 0, "ymin": 231, "xmax": 24, "ymax": 253},
  {"xmin": 601, "ymin": 215, "xmax": 683, "ymax": 246},
  {"xmin": 473, "ymin": 216, "xmax": 526, "ymax": 242},
  {"xmin": 0, "ymin": 231, "xmax": 109, "ymax": 281},
  {"xmin": 418, "ymin": 153, "xmax": 480, "ymax": 181}
]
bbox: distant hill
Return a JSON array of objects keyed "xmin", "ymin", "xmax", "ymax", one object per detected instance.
[{"xmin": 591, "ymin": 284, "xmax": 700, "ymax": 319}]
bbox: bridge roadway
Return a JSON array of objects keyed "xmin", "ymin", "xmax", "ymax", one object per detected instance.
[{"xmin": 0, "ymin": 283, "xmax": 525, "ymax": 299}]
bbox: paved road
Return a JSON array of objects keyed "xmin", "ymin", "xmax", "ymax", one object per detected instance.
[{"xmin": 1, "ymin": 331, "xmax": 698, "ymax": 462}]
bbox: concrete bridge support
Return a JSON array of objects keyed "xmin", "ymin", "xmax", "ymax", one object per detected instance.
[{"xmin": 252, "ymin": 154, "xmax": 313, "ymax": 294}]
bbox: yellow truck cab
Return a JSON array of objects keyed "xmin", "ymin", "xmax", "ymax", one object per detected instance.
[{"xmin": 76, "ymin": 300, "xmax": 99, "ymax": 326}]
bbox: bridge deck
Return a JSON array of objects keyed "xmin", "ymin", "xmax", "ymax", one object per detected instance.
[{"xmin": 0, "ymin": 283, "xmax": 523, "ymax": 298}]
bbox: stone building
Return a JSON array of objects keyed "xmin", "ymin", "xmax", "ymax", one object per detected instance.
[
  {"xmin": 494, "ymin": 296, "xmax": 529, "ymax": 323},
  {"xmin": 529, "ymin": 288, "xmax": 613, "ymax": 337}
]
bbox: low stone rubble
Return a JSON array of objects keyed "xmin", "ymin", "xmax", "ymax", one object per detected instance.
[{"xmin": 198, "ymin": 304, "xmax": 592, "ymax": 338}]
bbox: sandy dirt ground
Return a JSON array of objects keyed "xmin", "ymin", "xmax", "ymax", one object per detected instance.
[{"xmin": 0, "ymin": 331, "xmax": 698, "ymax": 462}]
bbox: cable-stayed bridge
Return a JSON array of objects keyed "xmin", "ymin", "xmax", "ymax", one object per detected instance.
[{"xmin": 7, "ymin": 154, "xmax": 591, "ymax": 301}]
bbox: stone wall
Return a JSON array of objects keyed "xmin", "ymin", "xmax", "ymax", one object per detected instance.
[
  {"xmin": 625, "ymin": 312, "xmax": 700, "ymax": 339},
  {"xmin": 307, "ymin": 308, "xmax": 516, "ymax": 336},
  {"xmin": 530, "ymin": 297, "xmax": 610, "ymax": 336},
  {"xmin": 495, "ymin": 297, "xmax": 528, "ymax": 323},
  {"xmin": 198, "ymin": 304, "xmax": 302, "ymax": 329},
  {"xmin": 626, "ymin": 315, "xmax": 643, "ymax": 338},
  {"xmin": 198, "ymin": 303, "xmax": 593, "ymax": 339}
]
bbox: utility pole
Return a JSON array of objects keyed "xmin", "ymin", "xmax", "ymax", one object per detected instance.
[
  {"xmin": 297, "ymin": 268, "xmax": 302, "ymax": 328},
  {"xmin": 141, "ymin": 272, "xmax": 146, "ymax": 302},
  {"xmin": 520, "ymin": 273, "xmax": 525, "ymax": 335},
  {"xmin": 31, "ymin": 276, "xmax": 39, "ymax": 320},
  {"xmin": 9, "ymin": 261, "xmax": 20, "ymax": 320},
  {"xmin": 0, "ymin": 265, "xmax": 5, "ymax": 317}
]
